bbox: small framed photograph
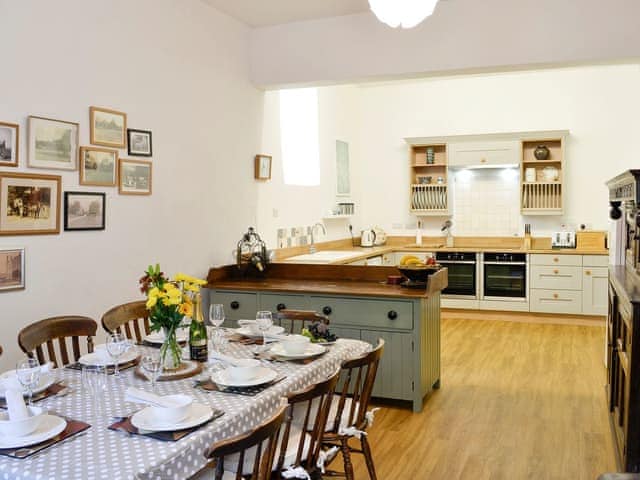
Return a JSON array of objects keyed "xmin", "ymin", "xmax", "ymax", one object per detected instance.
[
  {"xmin": 127, "ymin": 129, "xmax": 152, "ymax": 157},
  {"xmin": 0, "ymin": 121, "xmax": 19, "ymax": 168},
  {"xmin": 79, "ymin": 146, "xmax": 118, "ymax": 187},
  {"xmin": 90, "ymin": 106, "xmax": 127, "ymax": 148},
  {"xmin": 119, "ymin": 158, "xmax": 152, "ymax": 195},
  {"xmin": 254, "ymin": 154, "xmax": 272, "ymax": 180},
  {"xmin": 0, "ymin": 247, "xmax": 25, "ymax": 292},
  {"xmin": 0, "ymin": 172, "xmax": 61, "ymax": 236},
  {"xmin": 64, "ymin": 192, "xmax": 105, "ymax": 231},
  {"xmin": 27, "ymin": 116, "xmax": 79, "ymax": 171}
]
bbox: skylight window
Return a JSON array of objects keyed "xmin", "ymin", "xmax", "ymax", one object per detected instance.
[{"xmin": 279, "ymin": 88, "xmax": 320, "ymax": 186}]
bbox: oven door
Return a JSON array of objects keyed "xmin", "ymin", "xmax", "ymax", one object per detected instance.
[
  {"xmin": 483, "ymin": 262, "xmax": 527, "ymax": 300},
  {"xmin": 440, "ymin": 261, "xmax": 477, "ymax": 298}
]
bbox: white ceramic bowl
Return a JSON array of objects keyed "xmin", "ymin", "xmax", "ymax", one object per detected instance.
[
  {"xmin": 0, "ymin": 406, "xmax": 44, "ymax": 437},
  {"xmin": 149, "ymin": 394, "xmax": 193, "ymax": 424},
  {"xmin": 282, "ymin": 335, "xmax": 311, "ymax": 355},
  {"xmin": 226, "ymin": 360, "xmax": 261, "ymax": 382}
]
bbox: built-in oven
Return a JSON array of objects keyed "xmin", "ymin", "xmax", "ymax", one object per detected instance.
[
  {"xmin": 482, "ymin": 252, "xmax": 527, "ymax": 301},
  {"xmin": 435, "ymin": 252, "xmax": 478, "ymax": 299}
]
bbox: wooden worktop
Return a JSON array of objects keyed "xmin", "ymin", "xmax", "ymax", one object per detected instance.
[{"xmin": 207, "ymin": 264, "xmax": 448, "ymax": 299}]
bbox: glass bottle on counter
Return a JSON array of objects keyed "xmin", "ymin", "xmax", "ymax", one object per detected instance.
[{"xmin": 189, "ymin": 293, "xmax": 208, "ymax": 362}]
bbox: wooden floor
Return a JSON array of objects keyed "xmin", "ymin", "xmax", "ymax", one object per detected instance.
[{"xmin": 352, "ymin": 316, "xmax": 617, "ymax": 480}]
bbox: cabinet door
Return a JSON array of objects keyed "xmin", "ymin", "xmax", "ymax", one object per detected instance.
[
  {"xmin": 259, "ymin": 293, "xmax": 309, "ymax": 331},
  {"xmin": 448, "ymin": 140, "xmax": 519, "ymax": 167},
  {"xmin": 582, "ymin": 267, "xmax": 608, "ymax": 315},
  {"xmin": 360, "ymin": 330, "xmax": 413, "ymax": 401},
  {"xmin": 209, "ymin": 290, "xmax": 258, "ymax": 328},
  {"xmin": 329, "ymin": 327, "xmax": 361, "ymax": 341}
]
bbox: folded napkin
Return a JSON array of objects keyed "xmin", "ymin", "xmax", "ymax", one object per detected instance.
[
  {"xmin": 5, "ymin": 390, "xmax": 29, "ymax": 421},
  {"xmin": 0, "ymin": 362, "xmax": 53, "ymax": 393},
  {"xmin": 124, "ymin": 387, "xmax": 188, "ymax": 408}
]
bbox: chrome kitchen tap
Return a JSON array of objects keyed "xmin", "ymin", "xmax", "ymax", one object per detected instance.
[{"xmin": 309, "ymin": 223, "xmax": 327, "ymax": 253}]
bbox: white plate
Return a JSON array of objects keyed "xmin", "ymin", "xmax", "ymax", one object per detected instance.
[
  {"xmin": 0, "ymin": 371, "xmax": 55, "ymax": 398},
  {"xmin": 143, "ymin": 329, "xmax": 188, "ymax": 344},
  {"xmin": 131, "ymin": 403, "xmax": 213, "ymax": 432},
  {"xmin": 0, "ymin": 415, "xmax": 66, "ymax": 449},
  {"xmin": 79, "ymin": 345, "xmax": 139, "ymax": 366},
  {"xmin": 269, "ymin": 342, "xmax": 327, "ymax": 360},
  {"xmin": 236, "ymin": 325, "xmax": 285, "ymax": 339},
  {"xmin": 211, "ymin": 366, "xmax": 278, "ymax": 388}
]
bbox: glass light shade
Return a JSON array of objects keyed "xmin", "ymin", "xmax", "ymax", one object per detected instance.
[{"xmin": 369, "ymin": 0, "xmax": 439, "ymax": 29}]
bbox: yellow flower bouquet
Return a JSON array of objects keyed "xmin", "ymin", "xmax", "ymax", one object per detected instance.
[{"xmin": 139, "ymin": 264, "xmax": 206, "ymax": 369}]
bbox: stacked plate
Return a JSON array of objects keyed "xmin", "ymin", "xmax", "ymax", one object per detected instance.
[
  {"xmin": 78, "ymin": 344, "xmax": 139, "ymax": 366},
  {"xmin": 269, "ymin": 342, "xmax": 327, "ymax": 360},
  {"xmin": 235, "ymin": 325, "xmax": 285, "ymax": 340},
  {"xmin": 131, "ymin": 403, "xmax": 214, "ymax": 432},
  {"xmin": 143, "ymin": 328, "xmax": 188, "ymax": 345},
  {"xmin": 0, "ymin": 370, "xmax": 55, "ymax": 398},
  {"xmin": 211, "ymin": 366, "xmax": 278, "ymax": 388}
]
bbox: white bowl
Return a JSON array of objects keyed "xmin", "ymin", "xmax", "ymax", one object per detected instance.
[
  {"xmin": 282, "ymin": 335, "xmax": 311, "ymax": 355},
  {"xmin": 0, "ymin": 406, "xmax": 44, "ymax": 437},
  {"xmin": 226, "ymin": 360, "xmax": 261, "ymax": 382},
  {"xmin": 148, "ymin": 394, "xmax": 193, "ymax": 424}
]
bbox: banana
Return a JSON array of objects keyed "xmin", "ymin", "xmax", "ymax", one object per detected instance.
[
  {"xmin": 399, "ymin": 255, "xmax": 420, "ymax": 265},
  {"xmin": 405, "ymin": 258, "xmax": 425, "ymax": 266}
]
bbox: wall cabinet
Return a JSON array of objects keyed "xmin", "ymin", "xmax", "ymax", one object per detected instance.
[{"xmin": 448, "ymin": 140, "xmax": 519, "ymax": 167}]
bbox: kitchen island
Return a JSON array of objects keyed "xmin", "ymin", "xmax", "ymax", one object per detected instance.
[{"xmin": 205, "ymin": 264, "xmax": 448, "ymax": 412}]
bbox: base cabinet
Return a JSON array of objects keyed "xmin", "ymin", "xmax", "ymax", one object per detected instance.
[{"xmin": 361, "ymin": 330, "xmax": 414, "ymax": 400}]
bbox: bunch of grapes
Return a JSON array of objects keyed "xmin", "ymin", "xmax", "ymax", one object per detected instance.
[{"xmin": 302, "ymin": 321, "xmax": 337, "ymax": 343}]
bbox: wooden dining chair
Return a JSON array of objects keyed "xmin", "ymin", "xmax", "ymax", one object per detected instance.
[
  {"xmin": 321, "ymin": 339, "xmax": 385, "ymax": 480},
  {"xmin": 197, "ymin": 404, "xmax": 288, "ymax": 480},
  {"xmin": 275, "ymin": 309, "xmax": 330, "ymax": 334},
  {"xmin": 18, "ymin": 316, "xmax": 97, "ymax": 368},
  {"xmin": 101, "ymin": 300, "xmax": 150, "ymax": 343}
]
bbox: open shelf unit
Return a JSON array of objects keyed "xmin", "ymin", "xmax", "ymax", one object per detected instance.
[
  {"xmin": 408, "ymin": 143, "xmax": 451, "ymax": 215},
  {"xmin": 520, "ymin": 137, "xmax": 565, "ymax": 215}
]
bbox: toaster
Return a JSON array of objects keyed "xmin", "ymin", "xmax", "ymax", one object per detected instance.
[{"xmin": 551, "ymin": 231, "xmax": 576, "ymax": 249}]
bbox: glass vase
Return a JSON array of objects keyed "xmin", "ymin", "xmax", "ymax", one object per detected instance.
[{"xmin": 160, "ymin": 326, "xmax": 182, "ymax": 371}]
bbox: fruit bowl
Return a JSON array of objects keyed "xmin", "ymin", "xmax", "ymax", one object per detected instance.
[{"xmin": 397, "ymin": 264, "xmax": 441, "ymax": 283}]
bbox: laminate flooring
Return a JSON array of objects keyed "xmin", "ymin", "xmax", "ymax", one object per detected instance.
[{"xmin": 352, "ymin": 317, "xmax": 616, "ymax": 480}]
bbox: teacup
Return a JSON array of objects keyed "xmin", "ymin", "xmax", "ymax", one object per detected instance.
[
  {"xmin": 281, "ymin": 335, "xmax": 311, "ymax": 355},
  {"xmin": 0, "ymin": 406, "xmax": 44, "ymax": 437},
  {"xmin": 148, "ymin": 394, "xmax": 192, "ymax": 424}
]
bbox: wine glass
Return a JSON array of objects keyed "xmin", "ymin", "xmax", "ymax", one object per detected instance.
[
  {"xmin": 82, "ymin": 365, "xmax": 106, "ymax": 418},
  {"xmin": 141, "ymin": 353, "xmax": 162, "ymax": 391},
  {"xmin": 209, "ymin": 304, "xmax": 225, "ymax": 329},
  {"xmin": 16, "ymin": 358, "xmax": 40, "ymax": 405},
  {"xmin": 255, "ymin": 311, "xmax": 273, "ymax": 351},
  {"xmin": 106, "ymin": 333, "xmax": 127, "ymax": 377}
]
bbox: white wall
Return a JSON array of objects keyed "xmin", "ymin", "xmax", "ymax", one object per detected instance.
[
  {"xmin": 250, "ymin": 0, "xmax": 640, "ymax": 88},
  {"xmin": 0, "ymin": 0, "xmax": 263, "ymax": 369}
]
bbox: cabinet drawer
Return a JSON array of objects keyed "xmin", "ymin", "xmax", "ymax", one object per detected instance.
[
  {"xmin": 259, "ymin": 293, "xmax": 309, "ymax": 314},
  {"xmin": 309, "ymin": 296, "xmax": 413, "ymax": 330},
  {"xmin": 530, "ymin": 289, "xmax": 582, "ymax": 314},
  {"xmin": 210, "ymin": 290, "xmax": 258, "ymax": 322},
  {"xmin": 530, "ymin": 254, "xmax": 582, "ymax": 266},
  {"xmin": 583, "ymin": 255, "xmax": 609, "ymax": 267},
  {"xmin": 530, "ymin": 265, "xmax": 582, "ymax": 290}
]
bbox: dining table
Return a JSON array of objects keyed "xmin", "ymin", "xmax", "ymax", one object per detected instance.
[{"xmin": 0, "ymin": 336, "xmax": 371, "ymax": 480}]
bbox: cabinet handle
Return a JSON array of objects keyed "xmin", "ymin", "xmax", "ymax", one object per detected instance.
[
  {"xmin": 480, "ymin": 158, "xmax": 487, "ymax": 163},
  {"xmin": 553, "ymin": 257, "xmax": 559, "ymax": 263},
  {"xmin": 230, "ymin": 301, "xmax": 240, "ymax": 310},
  {"xmin": 276, "ymin": 303, "xmax": 286, "ymax": 311},
  {"xmin": 553, "ymin": 269, "xmax": 559, "ymax": 274},
  {"xmin": 585, "ymin": 270, "xmax": 592, "ymax": 276},
  {"xmin": 553, "ymin": 293, "xmax": 559, "ymax": 299},
  {"xmin": 388, "ymin": 310, "xmax": 398, "ymax": 320},
  {"xmin": 322, "ymin": 306, "xmax": 332, "ymax": 316}
]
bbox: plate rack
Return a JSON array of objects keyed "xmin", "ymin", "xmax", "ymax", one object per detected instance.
[{"xmin": 410, "ymin": 184, "xmax": 448, "ymax": 212}]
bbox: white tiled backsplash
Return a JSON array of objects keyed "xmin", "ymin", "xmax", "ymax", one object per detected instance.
[
  {"xmin": 276, "ymin": 226, "xmax": 313, "ymax": 248},
  {"xmin": 453, "ymin": 168, "xmax": 521, "ymax": 236}
]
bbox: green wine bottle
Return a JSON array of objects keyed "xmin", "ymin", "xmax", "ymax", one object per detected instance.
[{"xmin": 189, "ymin": 293, "xmax": 208, "ymax": 362}]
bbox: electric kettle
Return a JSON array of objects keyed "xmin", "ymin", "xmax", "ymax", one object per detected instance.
[{"xmin": 361, "ymin": 229, "xmax": 377, "ymax": 248}]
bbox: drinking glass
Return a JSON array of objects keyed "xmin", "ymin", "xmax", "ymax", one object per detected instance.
[
  {"xmin": 141, "ymin": 353, "xmax": 162, "ymax": 391},
  {"xmin": 16, "ymin": 358, "xmax": 40, "ymax": 405},
  {"xmin": 255, "ymin": 310, "xmax": 273, "ymax": 351},
  {"xmin": 209, "ymin": 304, "xmax": 225, "ymax": 329},
  {"xmin": 106, "ymin": 332, "xmax": 128, "ymax": 377},
  {"xmin": 82, "ymin": 365, "xmax": 107, "ymax": 418}
]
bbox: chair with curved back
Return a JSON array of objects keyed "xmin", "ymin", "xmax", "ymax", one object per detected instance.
[
  {"xmin": 18, "ymin": 316, "xmax": 97, "ymax": 368},
  {"xmin": 321, "ymin": 338, "xmax": 385, "ymax": 480},
  {"xmin": 275, "ymin": 309, "xmax": 330, "ymax": 334},
  {"xmin": 101, "ymin": 300, "xmax": 150, "ymax": 343}
]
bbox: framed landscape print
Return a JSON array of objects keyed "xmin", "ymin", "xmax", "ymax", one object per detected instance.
[
  {"xmin": 27, "ymin": 116, "xmax": 79, "ymax": 171},
  {"xmin": 90, "ymin": 106, "xmax": 127, "ymax": 148},
  {"xmin": 254, "ymin": 154, "xmax": 272, "ymax": 180},
  {"xmin": 127, "ymin": 129, "xmax": 152, "ymax": 157},
  {"xmin": 64, "ymin": 192, "xmax": 105, "ymax": 231},
  {"xmin": 79, "ymin": 146, "xmax": 118, "ymax": 187},
  {"xmin": 0, "ymin": 121, "xmax": 19, "ymax": 167},
  {"xmin": 0, "ymin": 172, "xmax": 61, "ymax": 235},
  {"xmin": 119, "ymin": 158, "xmax": 152, "ymax": 195},
  {"xmin": 0, "ymin": 247, "xmax": 25, "ymax": 291}
]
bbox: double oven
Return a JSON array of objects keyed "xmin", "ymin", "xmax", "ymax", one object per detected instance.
[{"xmin": 436, "ymin": 251, "xmax": 527, "ymax": 302}]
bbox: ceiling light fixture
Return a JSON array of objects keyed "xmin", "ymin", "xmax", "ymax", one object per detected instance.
[{"xmin": 368, "ymin": 0, "xmax": 439, "ymax": 29}]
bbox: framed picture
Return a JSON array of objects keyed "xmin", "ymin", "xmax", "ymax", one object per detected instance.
[
  {"xmin": 64, "ymin": 192, "xmax": 105, "ymax": 231},
  {"xmin": 0, "ymin": 247, "xmax": 25, "ymax": 291},
  {"xmin": 254, "ymin": 154, "xmax": 272, "ymax": 180},
  {"xmin": 27, "ymin": 116, "xmax": 79, "ymax": 171},
  {"xmin": 0, "ymin": 172, "xmax": 61, "ymax": 235},
  {"xmin": 90, "ymin": 106, "xmax": 127, "ymax": 148},
  {"xmin": 119, "ymin": 158, "xmax": 152, "ymax": 195},
  {"xmin": 0, "ymin": 121, "xmax": 19, "ymax": 167},
  {"xmin": 79, "ymin": 146, "xmax": 118, "ymax": 187},
  {"xmin": 127, "ymin": 129, "xmax": 152, "ymax": 157}
]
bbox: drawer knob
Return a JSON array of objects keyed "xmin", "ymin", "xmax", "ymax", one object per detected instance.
[
  {"xmin": 553, "ymin": 269, "xmax": 559, "ymax": 274},
  {"xmin": 230, "ymin": 301, "xmax": 240, "ymax": 310},
  {"xmin": 388, "ymin": 310, "xmax": 398, "ymax": 320},
  {"xmin": 322, "ymin": 306, "xmax": 332, "ymax": 316},
  {"xmin": 585, "ymin": 270, "xmax": 592, "ymax": 276},
  {"xmin": 276, "ymin": 303, "xmax": 286, "ymax": 311},
  {"xmin": 480, "ymin": 158, "xmax": 487, "ymax": 163},
  {"xmin": 553, "ymin": 293, "xmax": 559, "ymax": 299},
  {"xmin": 553, "ymin": 257, "xmax": 559, "ymax": 263}
]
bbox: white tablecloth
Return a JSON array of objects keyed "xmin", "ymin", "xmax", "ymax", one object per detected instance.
[{"xmin": 0, "ymin": 339, "xmax": 370, "ymax": 480}]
